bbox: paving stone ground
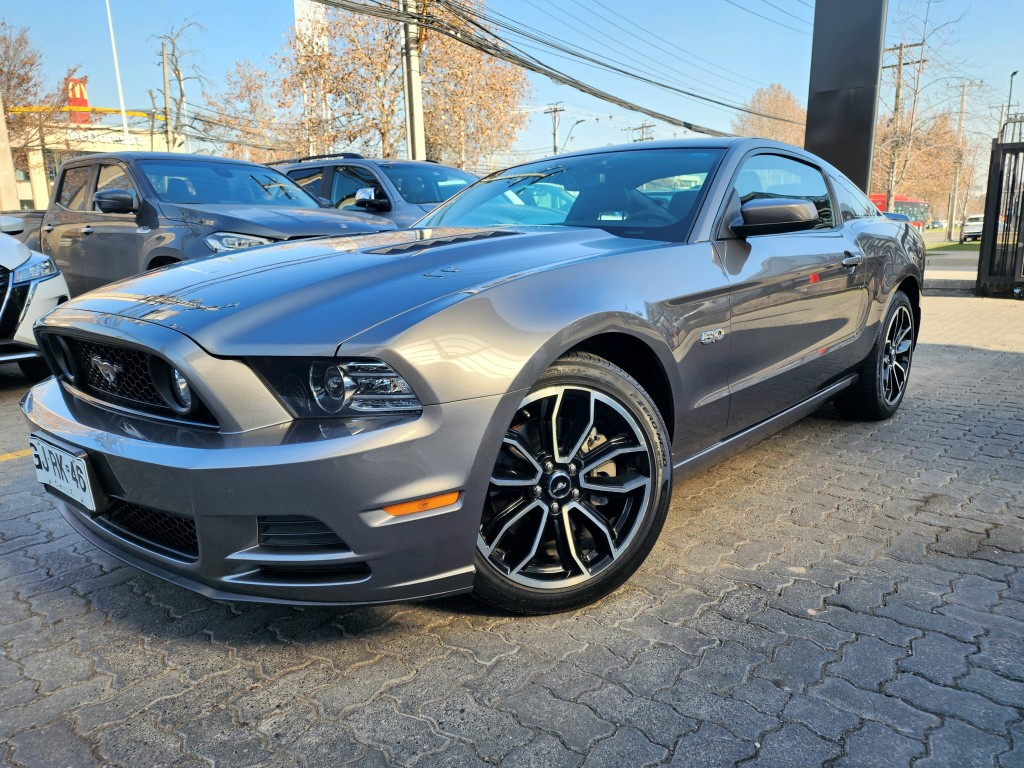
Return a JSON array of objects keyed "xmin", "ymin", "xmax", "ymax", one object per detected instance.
[{"xmin": 0, "ymin": 294, "xmax": 1022, "ymax": 767}]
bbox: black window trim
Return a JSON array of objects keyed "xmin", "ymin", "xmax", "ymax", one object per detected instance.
[
  {"xmin": 54, "ymin": 163, "xmax": 99, "ymax": 213},
  {"xmin": 92, "ymin": 160, "xmax": 139, "ymax": 216},
  {"xmin": 713, "ymin": 149, "xmax": 842, "ymax": 239}
]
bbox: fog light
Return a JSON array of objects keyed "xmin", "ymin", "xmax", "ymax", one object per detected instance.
[{"xmin": 171, "ymin": 368, "xmax": 192, "ymax": 410}]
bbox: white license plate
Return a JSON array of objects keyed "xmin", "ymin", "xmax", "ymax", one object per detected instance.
[{"xmin": 29, "ymin": 435, "xmax": 97, "ymax": 512}]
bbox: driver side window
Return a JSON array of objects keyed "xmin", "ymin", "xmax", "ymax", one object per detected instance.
[
  {"xmin": 734, "ymin": 154, "xmax": 835, "ymax": 229},
  {"xmin": 94, "ymin": 164, "xmax": 138, "ymax": 212},
  {"xmin": 330, "ymin": 166, "xmax": 384, "ymax": 209}
]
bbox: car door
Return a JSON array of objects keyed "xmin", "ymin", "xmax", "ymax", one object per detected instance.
[
  {"xmin": 715, "ymin": 152, "xmax": 869, "ymax": 433},
  {"xmin": 41, "ymin": 163, "xmax": 97, "ymax": 297},
  {"xmin": 78, "ymin": 162, "xmax": 144, "ymax": 294}
]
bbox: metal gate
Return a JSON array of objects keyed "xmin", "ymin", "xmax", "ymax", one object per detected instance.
[{"xmin": 977, "ymin": 130, "xmax": 1024, "ymax": 296}]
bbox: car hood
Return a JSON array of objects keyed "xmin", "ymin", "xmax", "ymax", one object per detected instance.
[
  {"xmin": 0, "ymin": 232, "xmax": 31, "ymax": 270},
  {"xmin": 61, "ymin": 226, "xmax": 662, "ymax": 356},
  {"xmin": 159, "ymin": 202, "xmax": 395, "ymax": 237}
]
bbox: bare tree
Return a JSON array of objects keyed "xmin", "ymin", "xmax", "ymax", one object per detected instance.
[
  {"xmin": 422, "ymin": 0, "xmax": 530, "ymax": 170},
  {"xmin": 730, "ymin": 84, "xmax": 806, "ymax": 147},
  {"xmin": 198, "ymin": 61, "xmax": 300, "ymax": 162},
  {"xmin": 204, "ymin": 1, "xmax": 530, "ymax": 167},
  {"xmin": 0, "ymin": 21, "xmax": 77, "ymax": 174},
  {"xmin": 871, "ymin": 0, "xmax": 965, "ymax": 210},
  {"xmin": 152, "ymin": 19, "xmax": 206, "ymax": 150}
]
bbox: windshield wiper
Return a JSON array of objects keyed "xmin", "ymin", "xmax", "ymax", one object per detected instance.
[{"xmin": 492, "ymin": 169, "xmax": 565, "ymax": 185}]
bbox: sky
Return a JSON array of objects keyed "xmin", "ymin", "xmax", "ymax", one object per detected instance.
[{"xmin": 2, "ymin": 0, "xmax": 1022, "ymax": 163}]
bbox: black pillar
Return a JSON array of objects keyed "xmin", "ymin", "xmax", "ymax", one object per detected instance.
[{"xmin": 804, "ymin": 0, "xmax": 888, "ymax": 192}]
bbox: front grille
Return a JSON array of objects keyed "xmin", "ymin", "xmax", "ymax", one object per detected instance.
[
  {"xmin": 98, "ymin": 499, "xmax": 199, "ymax": 562},
  {"xmin": 258, "ymin": 516, "xmax": 349, "ymax": 549},
  {"xmin": 44, "ymin": 334, "xmax": 217, "ymax": 427},
  {"xmin": 0, "ymin": 271, "xmax": 29, "ymax": 340},
  {"xmin": 70, "ymin": 337, "xmax": 165, "ymax": 406}
]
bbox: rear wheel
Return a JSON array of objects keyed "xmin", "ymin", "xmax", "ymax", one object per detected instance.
[
  {"xmin": 473, "ymin": 352, "xmax": 671, "ymax": 614},
  {"xmin": 835, "ymin": 290, "xmax": 915, "ymax": 420}
]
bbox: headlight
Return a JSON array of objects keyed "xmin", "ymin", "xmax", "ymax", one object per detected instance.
[
  {"xmin": 203, "ymin": 232, "xmax": 273, "ymax": 252},
  {"xmin": 249, "ymin": 357, "xmax": 422, "ymax": 418},
  {"xmin": 12, "ymin": 252, "xmax": 58, "ymax": 284}
]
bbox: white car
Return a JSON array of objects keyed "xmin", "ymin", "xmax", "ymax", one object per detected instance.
[
  {"xmin": 0, "ymin": 215, "xmax": 69, "ymax": 380},
  {"xmin": 961, "ymin": 214, "xmax": 984, "ymax": 242}
]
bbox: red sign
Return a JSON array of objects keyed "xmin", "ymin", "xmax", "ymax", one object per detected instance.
[{"xmin": 66, "ymin": 78, "xmax": 90, "ymax": 124}]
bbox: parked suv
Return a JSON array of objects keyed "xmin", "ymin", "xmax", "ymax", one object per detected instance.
[
  {"xmin": 35, "ymin": 152, "xmax": 395, "ymax": 296},
  {"xmin": 0, "ymin": 216, "xmax": 69, "ymax": 379},
  {"xmin": 277, "ymin": 154, "xmax": 476, "ymax": 229},
  {"xmin": 961, "ymin": 214, "xmax": 984, "ymax": 242}
]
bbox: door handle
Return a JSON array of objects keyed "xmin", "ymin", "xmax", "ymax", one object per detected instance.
[
  {"xmin": 81, "ymin": 226, "xmax": 94, "ymax": 235},
  {"xmin": 42, "ymin": 224, "xmax": 54, "ymax": 233},
  {"xmin": 842, "ymin": 252, "xmax": 864, "ymax": 268}
]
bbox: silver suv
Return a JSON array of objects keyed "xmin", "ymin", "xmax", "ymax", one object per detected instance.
[{"xmin": 961, "ymin": 214, "xmax": 984, "ymax": 242}]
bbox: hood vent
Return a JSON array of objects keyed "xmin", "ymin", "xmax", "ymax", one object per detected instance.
[{"xmin": 365, "ymin": 229, "xmax": 516, "ymax": 256}]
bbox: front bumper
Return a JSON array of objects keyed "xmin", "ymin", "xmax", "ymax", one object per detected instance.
[{"xmin": 22, "ymin": 376, "xmax": 510, "ymax": 605}]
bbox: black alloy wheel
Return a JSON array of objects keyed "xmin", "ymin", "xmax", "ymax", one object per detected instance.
[
  {"xmin": 835, "ymin": 290, "xmax": 915, "ymax": 420},
  {"xmin": 474, "ymin": 352, "xmax": 671, "ymax": 613}
]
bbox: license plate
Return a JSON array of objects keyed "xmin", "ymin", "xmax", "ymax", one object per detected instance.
[{"xmin": 29, "ymin": 435, "xmax": 97, "ymax": 512}]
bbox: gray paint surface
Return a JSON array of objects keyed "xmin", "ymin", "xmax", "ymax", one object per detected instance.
[{"xmin": 21, "ymin": 138, "xmax": 925, "ymax": 605}]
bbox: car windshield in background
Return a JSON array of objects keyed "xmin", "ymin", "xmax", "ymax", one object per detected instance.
[
  {"xmin": 139, "ymin": 160, "xmax": 321, "ymax": 208},
  {"xmin": 378, "ymin": 163, "xmax": 476, "ymax": 205},
  {"xmin": 417, "ymin": 148, "xmax": 724, "ymax": 238}
]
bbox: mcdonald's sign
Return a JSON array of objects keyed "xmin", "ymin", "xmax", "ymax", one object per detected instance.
[{"xmin": 67, "ymin": 77, "xmax": 90, "ymax": 124}]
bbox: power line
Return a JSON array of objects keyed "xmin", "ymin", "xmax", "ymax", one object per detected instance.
[
  {"xmin": 754, "ymin": 0, "xmax": 812, "ymax": 26},
  {"xmin": 721, "ymin": 0, "xmax": 811, "ymax": 35},
  {"xmin": 319, "ymin": 0, "xmax": 733, "ymax": 136},
  {"xmin": 587, "ymin": 0, "xmax": 769, "ymax": 89},
  {"xmin": 432, "ymin": 0, "xmax": 803, "ymax": 125}
]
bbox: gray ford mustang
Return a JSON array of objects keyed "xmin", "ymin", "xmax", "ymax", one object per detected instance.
[{"xmin": 21, "ymin": 139, "xmax": 924, "ymax": 613}]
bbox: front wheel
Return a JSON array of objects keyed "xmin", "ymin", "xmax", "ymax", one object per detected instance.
[
  {"xmin": 835, "ymin": 291, "xmax": 915, "ymax": 420},
  {"xmin": 473, "ymin": 352, "xmax": 672, "ymax": 614}
]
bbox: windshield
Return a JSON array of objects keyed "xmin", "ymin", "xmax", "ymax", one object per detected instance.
[
  {"xmin": 379, "ymin": 163, "xmax": 476, "ymax": 205},
  {"xmin": 416, "ymin": 148, "xmax": 724, "ymax": 239},
  {"xmin": 139, "ymin": 159, "xmax": 321, "ymax": 208}
]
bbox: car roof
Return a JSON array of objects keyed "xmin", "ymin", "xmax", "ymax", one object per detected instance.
[
  {"xmin": 61, "ymin": 151, "xmax": 273, "ymax": 168},
  {"xmin": 277, "ymin": 157, "xmax": 470, "ymax": 171}
]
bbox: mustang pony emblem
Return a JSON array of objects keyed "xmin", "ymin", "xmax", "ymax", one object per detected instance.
[{"xmin": 90, "ymin": 355, "xmax": 124, "ymax": 386}]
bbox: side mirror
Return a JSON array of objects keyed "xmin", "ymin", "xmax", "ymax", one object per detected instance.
[
  {"xmin": 731, "ymin": 197, "xmax": 818, "ymax": 238},
  {"xmin": 94, "ymin": 188, "xmax": 138, "ymax": 214},
  {"xmin": 353, "ymin": 187, "xmax": 391, "ymax": 212},
  {"xmin": 0, "ymin": 215, "xmax": 25, "ymax": 236}
]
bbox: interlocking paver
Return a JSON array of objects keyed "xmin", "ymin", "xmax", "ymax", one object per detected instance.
[
  {"xmin": 0, "ymin": 294, "xmax": 1022, "ymax": 766},
  {"xmin": 834, "ymin": 722, "xmax": 926, "ymax": 768}
]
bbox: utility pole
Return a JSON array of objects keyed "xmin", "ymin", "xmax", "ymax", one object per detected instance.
[
  {"xmin": 162, "ymin": 43, "xmax": 173, "ymax": 151},
  {"xmin": 882, "ymin": 41, "xmax": 924, "ymax": 211},
  {"xmin": 544, "ymin": 103, "xmax": 564, "ymax": 156},
  {"xmin": 0, "ymin": 90, "xmax": 20, "ymax": 210},
  {"xmin": 622, "ymin": 122, "xmax": 655, "ymax": 142},
  {"xmin": 400, "ymin": 0, "xmax": 426, "ymax": 160},
  {"xmin": 946, "ymin": 80, "xmax": 983, "ymax": 242}
]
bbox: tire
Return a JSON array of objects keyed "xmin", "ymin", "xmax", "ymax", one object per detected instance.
[
  {"xmin": 473, "ymin": 352, "xmax": 672, "ymax": 614},
  {"xmin": 834, "ymin": 291, "xmax": 915, "ymax": 420},
  {"xmin": 18, "ymin": 357, "xmax": 52, "ymax": 382}
]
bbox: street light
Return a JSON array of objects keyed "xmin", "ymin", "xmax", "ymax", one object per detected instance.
[{"xmin": 561, "ymin": 119, "xmax": 586, "ymax": 152}]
